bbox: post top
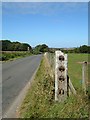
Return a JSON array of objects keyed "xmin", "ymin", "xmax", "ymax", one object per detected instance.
[
  {"xmin": 55, "ymin": 51, "xmax": 63, "ymax": 55},
  {"xmin": 83, "ymin": 61, "xmax": 87, "ymax": 64},
  {"xmin": 77, "ymin": 61, "xmax": 90, "ymax": 64}
]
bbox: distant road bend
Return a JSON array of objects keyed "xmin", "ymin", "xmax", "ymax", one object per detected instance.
[{"xmin": 2, "ymin": 55, "xmax": 42, "ymax": 118}]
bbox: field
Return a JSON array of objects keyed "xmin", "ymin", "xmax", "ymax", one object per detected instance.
[
  {"xmin": 19, "ymin": 53, "xmax": 89, "ymax": 119},
  {"xmin": 68, "ymin": 53, "xmax": 89, "ymax": 93}
]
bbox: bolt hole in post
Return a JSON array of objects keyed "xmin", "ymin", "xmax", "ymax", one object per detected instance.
[
  {"xmin": 59, "ymin": 55, "xmax": 65, "ymax": 61},
  {"xmin": 59, "ymin": 76, "xmax": 65, "ymax": 82},
  {"xmin": 58, "ymin": 89, "xmax": 64, "ymax": 95},
  {"xmin": 59, "ymin": 66, "xmax": 65, "ymax": 72}
]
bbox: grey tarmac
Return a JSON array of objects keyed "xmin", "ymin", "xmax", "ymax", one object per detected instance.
[{"xmin": 2, "ymin": 55, "xmax": 42, "ymax": 118}]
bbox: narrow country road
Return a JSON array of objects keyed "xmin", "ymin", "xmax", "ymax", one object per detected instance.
[{"xmin": 2, "ymin": 55, "xmax": 42, "ymax": 118}]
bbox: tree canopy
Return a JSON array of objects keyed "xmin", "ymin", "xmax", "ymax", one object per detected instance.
[
  {"xmin": 33, "ymin": 44, "xmax": 49, "ymax": 54},
  {"xmin": 0, "ymin": 40, "xmax": 32, "ymax": 51}
]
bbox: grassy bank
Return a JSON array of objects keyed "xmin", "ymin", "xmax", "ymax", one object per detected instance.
[
  {"xmin": 19, "ymin": 53, "xmax": 89, "ymax": 118},
  {"xmin": 1, "ymin": 51, "xmax": 33, "ymax": 61}
]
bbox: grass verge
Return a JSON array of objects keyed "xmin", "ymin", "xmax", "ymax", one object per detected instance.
[
  {"xmin": 19, "ymin": 53, "xmax": 89, "ymax": 119},
  {"xmin": 1, "ymin": 51, "xmax": 33, "ymax": 61}
]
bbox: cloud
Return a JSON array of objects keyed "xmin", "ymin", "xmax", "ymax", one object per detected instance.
[
  {"xmin": 2, "ymin": 2, "xmax": 88, "ymax": 16},
  {"xmin": 2, "ymin": 2, "xmax": 58, "ymax": 15}
]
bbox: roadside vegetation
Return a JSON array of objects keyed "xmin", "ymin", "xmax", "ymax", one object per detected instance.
[
  {"xmin": 0, "ymin": 40, "xmax": 90, "ymax": 61},
  {"xmin": 1, "ymin": 51, "xmax": 33, "ymax": 61},
  {"xmin": 19, "ymin": 53, "xmax": 89, "ymax": 119},
  {"xmin": 0, "ymin": 40, "xmax": 49, "ymax": 61}
]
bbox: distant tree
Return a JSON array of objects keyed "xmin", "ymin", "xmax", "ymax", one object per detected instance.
[
  {"xmin": 72, "ymin": 45, "xmax": 90, "ymax": 53},
  {"xmin": 13, "ymin": 42, "xmax": 21, "ymax": 51},
  {"xmin": 74, "ymin": 47, "xmax": 80, "ymax": 53},
  {"xmin": 34, "ymin": 44, "xmax": 49, "ymax": 54},
  {"xmin": 33, "ymin": 45, "xmax": 41, "ymax": 54},
  {"xmin": 2, "ymin": 40, "xmax": 12, "ymax": 51},
  {"xmin": 20, "ymin": 43, "xmax": 32, "ymax": 51},
  {"xmin": 49, "ymin": 48, "xmax": 55, "ymax": 53},
  {"xmin": 0, "ymin": 40, "xmax": 2, "ymax": 51},
  {"xmin": 1, "ymin": 40, "xmax": 32, "ymax": 51},
  {"xmin": 88, "ymin": 46, "xmax": 90, "ymax": 53},
  {"xmin": 79, "ymin": 45, "xmax": 88, "ymax": 53},
  {"xmin": 40, "ymin": 44, "xmax": 49, "ymax": 52}
]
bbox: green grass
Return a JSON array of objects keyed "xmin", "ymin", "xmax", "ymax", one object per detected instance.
[
  {"xmin": 68, "ymin": 53, "xmax": 88, "ymax": 93},
  {"xmin": 19, "ymin": 53, "xmax": 89, "ymax": 119},
  {"xmin": 19, "ymin": 56, "xmax": 55, "ymax": 118}
]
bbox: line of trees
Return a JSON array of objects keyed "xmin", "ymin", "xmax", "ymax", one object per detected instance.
[
  {"xmin": 0, "ymin": 40, "xmax": 49, "ymax": 54},
  {"xmin": 0, "ymin": 40, "xmax": 90, "ymax": 54},
  {"xmin": 62, "ymin": 45, "xmax": 90, "ymax": 53},
  {"xmin": 49, "ymin": 45, "xmax": 90, "ymax": 54},
  {"xmin": 0, "ymin": 40, "xmax": 32, "ymax": 51},
  {"xmin": 74, "ymin": 45, "xmax": 90, "ymax": 53}
]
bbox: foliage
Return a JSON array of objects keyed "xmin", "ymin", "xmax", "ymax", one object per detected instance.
[
  {"xmin": 1, "ymin": 40, "xmax": 12, "ymax": 51},
  {"xmin": 79, "ymin": 45, "xmax": 90, "ymax": 53},
  {"xmin": 64, "ymin": 45, "xmax": 90, "ymax": 54},
  {"xmin": 2, "ymin": 51, "xmax": 32, "ymax": 61},
  {"xmin": 1, "ymin": 40, "xmax": 89, "ymax": 54},
  {"xmin": 33, "ymin": 44, "xmax": 49, "ymax": 54},
  {"xmin": 49, "ymin": 45, "xmax": 90, "ymax": 54},
  {"xmin": 0, "ymin": 40, "xmax": 32, "ymax": 51}
]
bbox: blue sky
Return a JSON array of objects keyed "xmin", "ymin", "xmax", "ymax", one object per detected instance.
[{"xmin": 2, "ymin": 2, "xmax": 88, "ymax": 48}]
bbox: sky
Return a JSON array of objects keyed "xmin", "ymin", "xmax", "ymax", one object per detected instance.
[{"xmin": 1, "ymin": 2, "xmax": 88, "ymax": 48}]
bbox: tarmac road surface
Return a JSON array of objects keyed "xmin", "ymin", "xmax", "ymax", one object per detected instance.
[{"xmin": 2, "ymin": 55, "xmax": 42, "ymax": 118}]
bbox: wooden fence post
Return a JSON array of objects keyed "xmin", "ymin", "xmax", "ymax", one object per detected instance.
[{"xmin": 82, "ymin": 62, "xmax": 87, "ymax": 94}]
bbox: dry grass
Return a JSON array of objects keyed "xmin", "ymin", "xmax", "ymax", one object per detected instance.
[{"xmin": 19, "ymin": 53, "xmax": 89, "ymax": 119}]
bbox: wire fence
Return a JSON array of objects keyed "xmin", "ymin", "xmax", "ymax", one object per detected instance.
[{"xmin": 47, "ymin": 52, "xmax": 90, "ymax": 96}]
